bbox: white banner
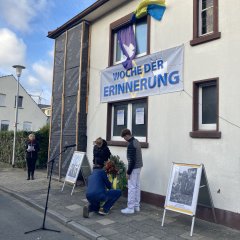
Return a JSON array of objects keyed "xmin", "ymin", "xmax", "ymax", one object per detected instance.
[{"xmin": 100, "ymin": 45, "xmax": 184, "ymax": 102}]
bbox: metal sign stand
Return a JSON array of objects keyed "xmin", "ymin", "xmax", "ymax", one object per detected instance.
[
  {"xmin": 162, "ymin": 210, "xmax": 196, "ymax": 236},
  {"xmin": 62, "ymin": 152, "xmax": 91, "ymax": 195},
  {"xmin": 198, "ymin": 165, "xmax": 217, "ymax": 224},
  {"xmin": 162, "ymin": 164, "xmax": 216, "ymax": 237}
]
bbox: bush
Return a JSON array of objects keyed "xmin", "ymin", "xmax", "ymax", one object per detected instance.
[
  {"xmin": 0, "ymin": 125, "xmax": 49, "ymax": 169},
  {"xmin": 35, "ymin": 125, "xmax": 49, "ymax": 168},
  {"xmin": 0, "ymin": 131, "xmax": 27, "ymax": 166}
]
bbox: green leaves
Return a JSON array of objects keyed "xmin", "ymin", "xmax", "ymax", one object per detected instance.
[
  {"xmin": 104, "ymin": 155, "xmax": 127, "ymax": 191},
  {"xmin": 0, "ymin": 125, "xmax": 49, "ymax": 169}
]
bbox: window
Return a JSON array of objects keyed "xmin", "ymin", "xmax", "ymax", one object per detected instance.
[
  {"xmin": 199, "ymin": 83, "xmax": 216, "ymax": 130},
  {"xmin": 109, "ymin": 14, "xmax": 150, "ymax": 66},
  {"xmin": 190, "ymin": 0, "xmax": 221, "ymax": 46},
  {"xmin": 107, "ymin": 98, "xmax": 148, "ymax": 146},
  {"xmin": 114, "ymin": 33, "xmax": 125, "ymax": 64},
  {"xmin": 113, "ymin": 17, "xmax": 148, "ymax": 65},
  {"xmin": 15, "ymin": 96, "xmax": 23, "ymax": 108},
  {"xmin": 1, "ymin": 120, "xmax": 9, "ymax": 131},
  {"xmin": 0, "ymin": 93, "xmax": 6, "ymax": 106},
  {"xmin": 23, "ymin": 121, "xmax": 32, "ymax": 131},
  {"xmin": 46, "ymin": 109, "xmax": 51, "ymax": 116},
  {"xmin": 199, "ymin": 0, "xmax": 214, "ymax": 36},
  {"xmin": 190, "ymin": 78, "xmax": 221, "ymax": 138},
  {"xmin": 135, "ymin": 17, "xmax": 148, "ymax": 55}
]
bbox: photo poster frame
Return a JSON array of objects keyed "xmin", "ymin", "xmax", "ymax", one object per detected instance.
[
  {"xmin": 165, "ymin": 163, "xmax": 203, "ymax": 215},
  {"xmin": 161, "ymin": 163, "xmax": 203, "ymax": 237},
  {"xmin": 61, "ymin": 151, "xmax": 91, "ymax": 195}
]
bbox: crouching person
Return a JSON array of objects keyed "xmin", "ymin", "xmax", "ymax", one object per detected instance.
[{"xmin": 83, "ymin": 164, "xmax": 121, "ymax": 218}]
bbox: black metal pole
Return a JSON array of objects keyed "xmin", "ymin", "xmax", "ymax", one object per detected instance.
[
  {"xmin": 42, "ymin": 157, "xmax": 55, "ymax": 229},
  {"xmin": 24, "ymin": 149, "xmax": 66, "ymax": 234}
]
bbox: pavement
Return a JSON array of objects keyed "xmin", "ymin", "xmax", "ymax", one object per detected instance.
[{"xmin": 0, "ymin": 167, "xmax": 240, "ymax": 240}]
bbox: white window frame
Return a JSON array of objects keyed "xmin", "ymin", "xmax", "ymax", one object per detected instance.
[
  {"xmin": 46, "ymin": 109, "xmax": 51, "ymax": 116},
  {"xmin": 111, "ymin": 103, "xmax": 146, "ymax": 142},
  {"xmin": 23, "ymin": 121, "xmax": 32, "ymax": 131},
  {"xmin": 198, "ymin": 0, "xmax": 214, "ymax": 36},
  {"xmin": 15, "ymin": 95, "xmax": 23, "ymax": 108},
  {"xmin": 113, "ymin": 20, "xmax": 147, "ymax": 65},
  {"xmin": 0, "ymin": 93, "xmax": 6, "ymax": 107},
  {"xmin": 113, "ymin": 33, "xmax": 127, "ymax": 65},
  {"xmin": 1, "ymin": 120, "xmax": 10, "ymax": 131},
  {"xmin": 198, "ymin": 85, "xmax": 216, "ymax": 130}
]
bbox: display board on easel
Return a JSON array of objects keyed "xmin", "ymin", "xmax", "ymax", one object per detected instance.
[
  {"xmin": 61, "ymin": 151, "xmax": 91, "ymax": 195},
  {"xmin": 161, "ymin": 163, "xmax": 216, "ymax": 237}
]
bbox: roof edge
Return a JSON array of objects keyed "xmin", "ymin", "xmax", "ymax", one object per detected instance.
[
  {"xmin": 0, "ymin": 74, "xmax": 13, "ymax": 79},
  {"xmin": 2, "ymin": 75, "xmax": 48, "ymax": 116},
  {"xmin": 47, "ymin": 0, "xmax": 109, "ymax": 39}
]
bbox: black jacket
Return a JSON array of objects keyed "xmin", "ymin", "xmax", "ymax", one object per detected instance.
[
  {"xmin": 127, "ymin": 137, "xmax": 143, "ymax": 175},
  {"xmin": 25, "ymin": 140, "xmax": 40, "ymax": 160},
  {"xmin": 93, "ymin": 140, "xmax": 111, "ymax": 168}
]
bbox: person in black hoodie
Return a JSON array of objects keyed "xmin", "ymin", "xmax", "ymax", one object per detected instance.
[
  {"xmin": 93, "ymin": 137, "xmax": 111, "ymax": 168},
  {"xmin": 25, "ymin": 133, "xmax": 40, "ymax": 180}
]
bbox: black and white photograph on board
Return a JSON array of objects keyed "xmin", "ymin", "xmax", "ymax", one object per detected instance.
[
  {"xmin": 164, "ymin": 163, "xmax": 202, "ymax": 215},
  {"xmin": 170, "ymin": 167, "xmax": 197, "ymax": 206},
  {"xmin": 65, "ymin": 151, "xmax": 85, "ymax": 184}
]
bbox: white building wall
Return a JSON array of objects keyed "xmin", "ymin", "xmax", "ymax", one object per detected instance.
[
  {"xmin": 87, "ymin": 0, "xmax": 240, "ymax": 213},
  {"xmin": 0, "ymin": 75, "xmax": 47, "ymax": 131}
]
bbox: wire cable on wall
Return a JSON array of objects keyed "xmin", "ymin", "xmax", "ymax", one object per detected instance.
[{"xmin": 182, "ymin": 89, "xmax": 240, "ymax": 130}]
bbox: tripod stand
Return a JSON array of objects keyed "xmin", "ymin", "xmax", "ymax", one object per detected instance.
[{"xmin": 25, "ymin": 147, "xmax": 69, "ymax": 234}]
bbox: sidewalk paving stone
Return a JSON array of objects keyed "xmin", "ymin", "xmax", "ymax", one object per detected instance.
[{"xmin": 0, "ymin": 167, "xmax": 240, "ymax": 240}]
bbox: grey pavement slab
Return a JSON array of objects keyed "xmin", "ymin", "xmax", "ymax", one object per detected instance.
[{"xmin": 0, "ymin": 167, "xmax": 240, "ymax": 240}]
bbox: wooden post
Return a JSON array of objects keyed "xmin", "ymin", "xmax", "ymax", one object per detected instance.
[{"xmin": 60, "ymin": 31, "xmax": 68, "ymax": 180}]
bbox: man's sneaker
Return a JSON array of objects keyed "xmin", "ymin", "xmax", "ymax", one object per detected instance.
[
  {"xmin": 98, "ymin": 208, "xmax": 109, "ymax": 216},
  {"xmin": 121, "ymin": 208, "xmax": 134, "ymax": 214},
  {"xmin": 134, "ymin": 206, "xmax": 140, "ymax": 212},
  {"xmin": 83, "ymin": 205, "xmax": 89, "ymax": 218}
]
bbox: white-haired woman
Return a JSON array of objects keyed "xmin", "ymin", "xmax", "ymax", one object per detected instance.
[{"xmin": 25, "ymin": 134, "xmax": 40, "ymax": 180}]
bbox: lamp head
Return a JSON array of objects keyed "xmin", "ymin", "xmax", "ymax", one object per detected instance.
[{"xmin": 12, "ymin": 65, "xmax": 26, "ymax": 77}]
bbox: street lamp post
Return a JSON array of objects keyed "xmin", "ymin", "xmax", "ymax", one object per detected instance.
[{"xmin": 12, "ymin": 65, "xmax": 25, "ymax": 167}]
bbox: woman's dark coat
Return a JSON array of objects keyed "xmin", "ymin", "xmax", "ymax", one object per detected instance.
[
  {"xmin": 93, "ymin": 140, "xmax": 111, "ymax": 168},
  {"xmin": 25, "ymin": 140, "xmax": 40, "ymax": 160}
]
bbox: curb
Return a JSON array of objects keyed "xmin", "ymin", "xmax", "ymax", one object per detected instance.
[
  {"xmin": 0, "ymin": 186, "xmax": 108, "ymax": 240},
  {"xmin": 67, "ymin": 221, "xmax": 102, "ymax": 240}
]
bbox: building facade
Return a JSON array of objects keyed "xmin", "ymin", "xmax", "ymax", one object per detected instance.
[
  {"xmin": 0, "ymin": 75, "xmax": 47, "ymax": 131},
  {"xmin": 48, "ymin": 0, "xmax": 240, "ymax": 229},
  {"xmin": 38, "ymin": 104, "xmax": 51, "ymax": 124}
]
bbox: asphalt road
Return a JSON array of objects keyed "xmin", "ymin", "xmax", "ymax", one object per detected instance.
[{"xmin": 0, "ymin": 190, "xmax": 89, "ymax": 240}]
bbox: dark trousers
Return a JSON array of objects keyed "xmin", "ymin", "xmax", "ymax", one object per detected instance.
[
  {"xmin": 87, "ymin": 189, "xmax": 121, "ymax": 212},
  {"xmin": 26, "ymin": 158, "xmax": 37, "ymax": 178}
]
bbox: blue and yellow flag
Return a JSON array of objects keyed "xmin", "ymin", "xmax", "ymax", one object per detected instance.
[{"xmin": 132, "ymin": 0, "xmax": 166, "ymax": 22}]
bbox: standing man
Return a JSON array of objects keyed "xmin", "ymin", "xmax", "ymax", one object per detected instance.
[{"xmin": 121, "ymin": 128, "xmax": 143, "ymax": 214}]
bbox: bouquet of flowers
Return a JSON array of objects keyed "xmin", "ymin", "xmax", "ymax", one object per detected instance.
[{"xmin": 104, "ymin": 155, "xmax": 127, "ymax": 191}]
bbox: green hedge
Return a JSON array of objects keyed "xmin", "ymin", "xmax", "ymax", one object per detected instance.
[{"xmin": 0, "ymin": 125, "xmax": 49, "ymax": 169}]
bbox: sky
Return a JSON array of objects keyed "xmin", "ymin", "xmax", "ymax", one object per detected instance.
[{"xmin": 0, "ymin": 0, "xmax": 96, "ymax": 105}]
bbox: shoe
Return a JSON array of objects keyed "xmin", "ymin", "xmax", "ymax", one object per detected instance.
[
  {"xmin": 31, "ymin": 176, "xmax": 34, "ymax": 180},
  {"xmin": 134, "ymin": 207, "xmax": 140, "ymax": 212},
  {"xmin": 98, "ymin": 208, "xmax": 109, "ymax": 216},
  {"xmin": 83, "ymin": 205, "xmax": 89, "ymax": 218},
  {"xmin": 121, "ymin": 208, "xmax": 134, "ymax": 214},
  {"xmin": 27, "ymin": 177, "xmax": 30, "ymax": 180}
]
